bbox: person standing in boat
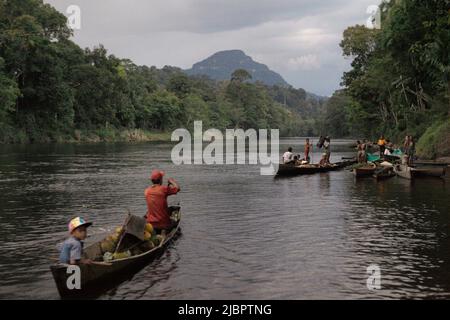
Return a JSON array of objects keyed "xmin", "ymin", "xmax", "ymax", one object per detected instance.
[
  {"xmin": 377, "ymin": 135, "xmax": 387, "ymax": 158},
  {"xmin": 407, "ymin": 136, "xmax": 416, "ymax": 166},
  {"xmin": 145, "ymin": 170, "xmax": 180, "ymax": 234},
  {"xmin": 323, "ymin": 136, "xmax": 331, "ymax": 164},
  {"xmin": 362, "ymin": 139, "xmax": 369, "ymax": 162},
  {"xmin": 403, "ymin": 135, "xmax": 410, "ymax": 153},
  {"xmin": 304, "ymin": 139, "xmax": 312, "ymax": 163},
  {"xmin": 356, "ymin": 140, "xmax": 365, "ymax": 163}
]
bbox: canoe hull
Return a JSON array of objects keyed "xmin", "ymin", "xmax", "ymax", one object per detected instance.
[
  {"xmin": 394, "ymin": 165, "xmax": 446, "ymax": 179},
  {"xmin": 353, "ymin": 164, "xmax": 377, "ymax": 178},
  {"xmin": 373, "ymin": 168, "xmax": 395, "ymax": 181},
  {"xmin": 412, "ymin": 167, "xmax": 446, "ymax": 178},
  {"xmin": 50, "ymin": 209, "xmax": 181, "ymax": 299},
  {"xmin": 276, "ymin": 160, "xmax": 356, "ymax": 177},
  {"xmin": 394, "ymin": 164, "xmax": 413, "ymax": 180}
]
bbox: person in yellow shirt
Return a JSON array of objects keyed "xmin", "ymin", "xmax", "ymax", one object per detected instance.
[{"xmin": 377, "ymin": 135, "xmax": 386, "ymax": 158}]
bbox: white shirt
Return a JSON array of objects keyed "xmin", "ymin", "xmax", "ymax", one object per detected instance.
[{"xmin": 282, "ymin": 151, "xmax": 293, "ymax": 163}]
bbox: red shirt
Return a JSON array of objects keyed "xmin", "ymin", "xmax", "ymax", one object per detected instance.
[{"xmin": 145, "ymin": 184, "xmax": 179, "ymax": 229}]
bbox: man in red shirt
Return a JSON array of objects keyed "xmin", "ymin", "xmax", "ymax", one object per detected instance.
[{"xmin": 145, "ymin": 170, "xmax": 180, "ymax": 232}]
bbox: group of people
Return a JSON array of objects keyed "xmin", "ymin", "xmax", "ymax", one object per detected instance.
[
  {"xmin": 59, "ymin": 170, "xmax": 180, "ymax": 265},
  {"xmin": 356, "ymin": 134, "xmax": 416, "ymax": 165},
  {"xmin": 356, "ymin": 136, "xmax": 394, "ymax": 163},
  {"xmin": 282, "ymin": 136, "xmax": 331, "ymax": 166},
  {"xmin": 376, "ymin": 135, "xmax": 397, "ymax": 157}
]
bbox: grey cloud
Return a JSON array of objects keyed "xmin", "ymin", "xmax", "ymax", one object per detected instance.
[
  {"xmin": 44, "ymin": 0, "xmax": 380, "ymax": 96},
  {"xmin": 48, "ymin": 0, "xmax": 351, "ymax": 34}
]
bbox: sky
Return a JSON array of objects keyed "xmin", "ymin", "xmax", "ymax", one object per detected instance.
[{"xmin": 44, "ymin": 0, "xmax": 381, "ymax": 96}]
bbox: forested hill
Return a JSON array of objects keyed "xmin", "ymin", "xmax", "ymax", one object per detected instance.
[
  {"xmin": 0, "ymin": 0, "xmax": 326, "ymax": 144},
  {"xmin": 185, "ymin": 50, "xmax": 289, "ymax": 87},
  {"xmin": 320, "ymin": 0, "xmax": 449, "ymax": 159}
]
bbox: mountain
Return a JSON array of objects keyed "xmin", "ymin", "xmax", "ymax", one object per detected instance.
[{"xmin": 185, "ymin": 50, "xmax": 290, "ymax": 87}]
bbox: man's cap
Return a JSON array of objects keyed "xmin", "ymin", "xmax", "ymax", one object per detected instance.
[{"xmin": 150, "ymin": 170, "xmax": 165, "ymax": 181}]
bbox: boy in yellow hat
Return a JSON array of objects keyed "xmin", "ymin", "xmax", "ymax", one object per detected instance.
[{"xmin": 59, "ymin": 217, "xmax": 93, "ymax": 265}]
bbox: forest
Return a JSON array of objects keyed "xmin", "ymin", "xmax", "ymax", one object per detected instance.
[
  {"xmin": 320, "ymin": 0, "xmax": 449, "ymax": 159},
  {"xmin": 1, "ymin": 0, "xmax": 448, "ymax": 160},
  {"xmin": 0, "ymin": 0, "xmax": 323, "ymax": 144}
]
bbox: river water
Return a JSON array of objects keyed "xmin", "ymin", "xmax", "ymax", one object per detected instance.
[{"xmin": 0, "ymin": 138, "xmax": 449, "ymax": 299}]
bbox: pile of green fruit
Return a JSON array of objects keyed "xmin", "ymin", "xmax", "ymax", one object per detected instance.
[
  {"xmin": 101, "ymin": 223, "xmax": 164, "ymax": 260},
  {"xmin": 100, "ymin": 226, "xmax": 123, "ymax": 254},
  {"xmin": 134, "ymin": 223, "xmax": 164, "ymax": 256}
]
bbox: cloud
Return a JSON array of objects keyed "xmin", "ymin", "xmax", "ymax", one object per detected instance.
[
  {"xmin": 288, "ymin": 54, "xmax": 321, "ymax": 71},
  {"xmin": 44, "ymin": 0, "xmax": 381, "ymax": 96}
]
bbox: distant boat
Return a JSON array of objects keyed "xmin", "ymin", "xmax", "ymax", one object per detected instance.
[
  {"xmin": 276, "ymin": 160, "xmax": 356, "ymax": 177},
  {"xmin": 394, "ymin": 164, "xmax": 413, "ymax": 179},
  {"xmin": 394, "ymin": 164, "xmax": 446, "ymax": 179},
  {"xmin": 373, "ymin": 167, "xmax": 396, "ymax": 181},
  {"xmin": 412, "ymin": 167, "xmax": 446, "ymax": 178},
  {"xmin": 352, "ymin": 162, "xmax": 377, "ymax": 178}
]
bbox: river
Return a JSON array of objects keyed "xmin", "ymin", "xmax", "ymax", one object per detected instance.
[{"xmin": 0, "ymin": 139, "xmax": 449, "ymax": 299}]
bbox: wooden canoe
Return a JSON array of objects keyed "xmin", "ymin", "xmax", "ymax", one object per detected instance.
[
  {"xmin": 352, "ymin": 162, "xmax": 377, "ymax": 178},
  {"xmin": 394, "ymin": 164, "xmax": 413, "ymax": 180},
  {"xmin": 276, "ymin": 160, "xmax": 356, "ymax": 177},
  {"xmin": 50, "ymin": 206, "xmax": 181, "ymax": 299},
  {"xmin": 373, "ymin": 167, "xmax": 395, "ymax": 181},
  {"xmin": 413, "ymin": 160, "xmax": 450, "ymax": 166},
  {"xmin": 394, "ymin": 164, "xmax": 446, "ymax": 179},
  {"xmin": 412, "ymin": 167, "xmax": 446, "ymax": 178}
]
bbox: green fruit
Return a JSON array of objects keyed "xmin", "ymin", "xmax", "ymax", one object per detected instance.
[
  {"xmin": 100, "ymin": 240, "xmax": 115, "ymax": 253},
  {"xmin": 110, "ymin": 233, "xmax": 120, "ymax": 243},
  {"xmin": 151, "ymin": 234, "xmax": 159, "ymax": 246},
  {"xmin": 143, "ymin": 231, "xmax": 151, "ymax": 241},
  {"xmin": 145, "ymin": 223, "xmax": 153, "ymax": 234},
  {"xmin": 112, "ymin": 251, "xmax": 131, "ymax": 260}
]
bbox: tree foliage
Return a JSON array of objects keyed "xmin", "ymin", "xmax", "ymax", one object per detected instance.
[
  {"xmin": 328, "ymin": 0, "xmax": 449, "ymax": 145},
  {"xmin": 0, "ymin": 0, "xmax": 327, "ymax": 143}
]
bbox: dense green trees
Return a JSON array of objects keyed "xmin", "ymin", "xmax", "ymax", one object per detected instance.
[
  {"xmin": 331, "ymin": 0, "xmax": 449, "ymax": 152},
  {"xmin": 2, "ymin": 0, "xmax": 447, "ymax": 149},
  {"xmin": 0, "ymin": 57, "xmax": 20, "ymax": 135},
  {"xmin": 0, "ymin": 0, "xmax": 321, "ymax": 143}
]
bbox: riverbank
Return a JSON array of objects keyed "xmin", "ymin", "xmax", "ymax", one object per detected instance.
[
  {"xmin": 0, "ymin": 127, "xmax": 171, "ymax": 144},
  {"xmin": 416, "ymin": 119, "xmax": 450, "ymax": 160},
  {"xmin": 1, "ymin": 124, "xmax": 449, "ymax": 161}
]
